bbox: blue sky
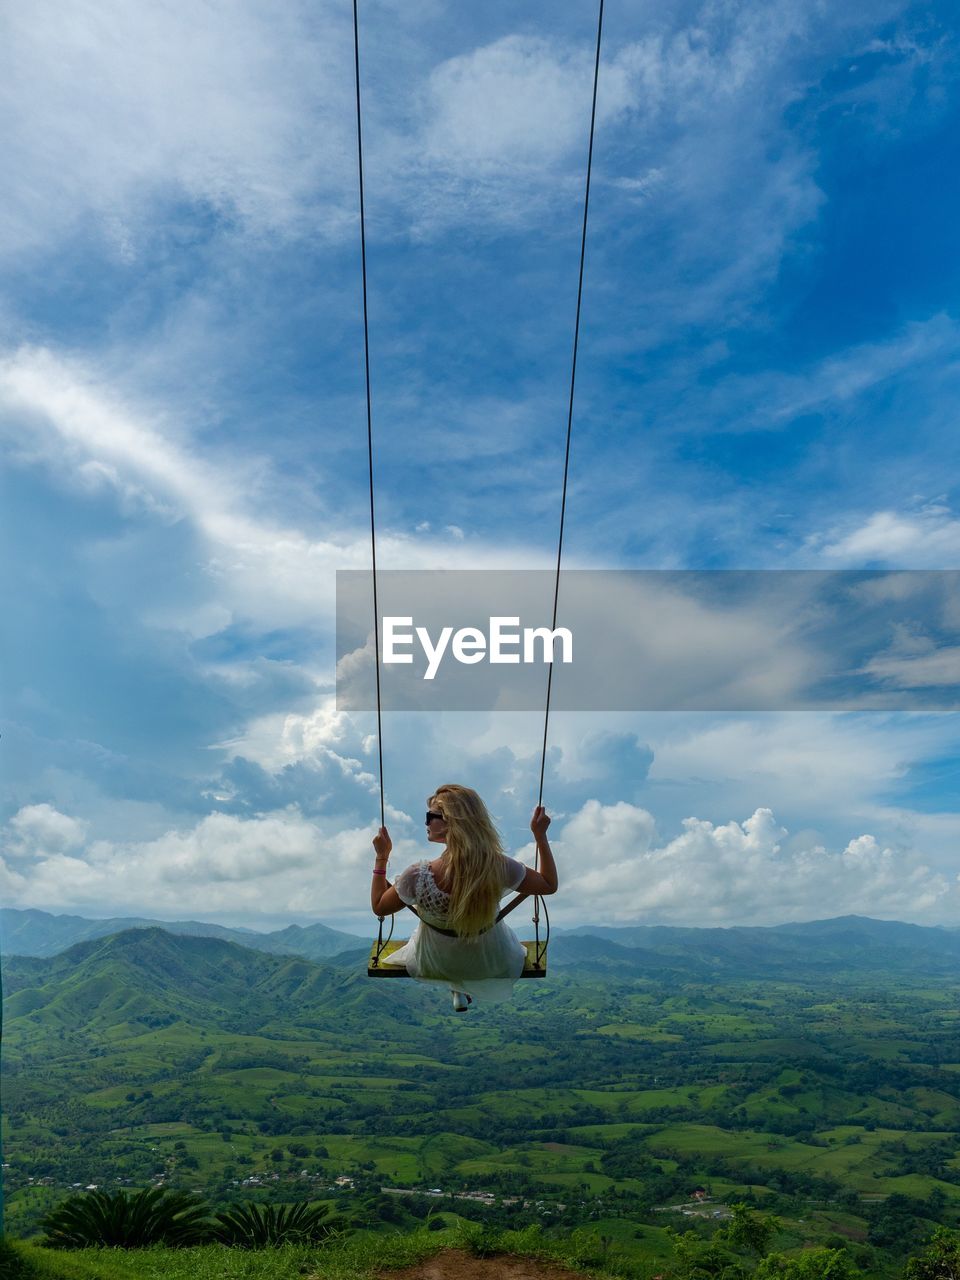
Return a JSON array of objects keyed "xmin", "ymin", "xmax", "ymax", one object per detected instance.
[{"xmin": 2, "ymin": 0, "xmax": 960, "ymax": 933}]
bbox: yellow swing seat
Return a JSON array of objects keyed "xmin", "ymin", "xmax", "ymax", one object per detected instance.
[{"xmin": 367, "ymin": 936, "xmax": 547, "ymax": 978}]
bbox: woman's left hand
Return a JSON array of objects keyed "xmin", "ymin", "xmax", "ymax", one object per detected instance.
[{"xmin": 373, "ymin": 826, "xmax": 392, "ymax": 859}]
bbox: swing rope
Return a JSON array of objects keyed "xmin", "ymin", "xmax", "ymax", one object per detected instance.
[
  {"xmin": 353, "ymin": 0, "xmax": 385, "ymax": 832},
  {"xmin": 538, "ymin": 0, "xmax": 604, "ymax": 809},
  {"xmin": 355, "ymin": 0, "xmax": 604, "ymax": 965},
  {"xmin": 525, "ymin": 0, "xmax": 603, "ymax": 968}
]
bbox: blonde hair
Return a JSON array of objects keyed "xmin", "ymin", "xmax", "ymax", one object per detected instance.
[{"xmin": 429, "ymin": 784, "xmax": 505, "ymax": 939}]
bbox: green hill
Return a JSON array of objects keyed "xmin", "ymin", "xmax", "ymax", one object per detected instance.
[{"xmin": 1, "ymin": 927, "xmax": 425, "ymax": 1045}]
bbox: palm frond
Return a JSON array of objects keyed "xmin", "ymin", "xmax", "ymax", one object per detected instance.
[
  {"xmin": 40, "ymin": 1187, "xmax": 213, "ymax": 1249},
  {"xmin": 212, "ymin": 1199, "xmax": 342, "ymax": 1247}
]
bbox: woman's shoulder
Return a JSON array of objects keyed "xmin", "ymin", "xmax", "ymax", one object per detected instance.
[
  {"xmin": 500, "ymin": 853, "xmax": 527, "ymax": 889},
  {"xmin": 393, "ymin": 861, "xmax": 430, "ymax": 906}
]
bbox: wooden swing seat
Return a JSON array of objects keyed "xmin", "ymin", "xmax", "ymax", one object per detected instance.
[{"xmin": 367, "ymin": 937, "xmax": 547, "ymax": 978}]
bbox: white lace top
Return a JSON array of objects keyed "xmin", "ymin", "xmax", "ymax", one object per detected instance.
[{"xmin": 394, "ymin": 857, "xmax": 527, "ymax": 924}]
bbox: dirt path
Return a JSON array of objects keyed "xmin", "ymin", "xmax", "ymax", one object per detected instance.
[{"xmin": 381, "ymin": 1248, "xmax": 588, "ymax": 1280}]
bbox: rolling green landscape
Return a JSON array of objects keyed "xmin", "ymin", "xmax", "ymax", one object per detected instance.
[{"xmin": 3, "ymin": 912, "xmax": 960, "ymax": 1277}]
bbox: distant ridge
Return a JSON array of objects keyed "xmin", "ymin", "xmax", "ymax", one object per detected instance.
[
  {"xmin": 553, "ymin": 914, "xmax": 960, "ymax": 978},
  {"xmin": 3, "ymin": 907, "xmax": 960, "ymax": 979},
  {"xmin": 0, "ymin": 906, "xmax": 364, "ymax": 961}
]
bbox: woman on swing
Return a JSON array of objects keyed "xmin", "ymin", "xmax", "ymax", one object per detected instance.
[{"xmin": 370, "ymin": 784, "xmax": 558, "ymax": 1012}]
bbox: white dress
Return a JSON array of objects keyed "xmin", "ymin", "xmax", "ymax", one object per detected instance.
[{"xmin": 390, "ymin": 857, "xmax": 528, "ymax": 1003}]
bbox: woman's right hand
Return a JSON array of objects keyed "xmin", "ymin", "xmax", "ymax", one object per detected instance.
[
  {"xmin": 373, "ymin": 826, "xmax": 392, "ymax": 859},
  {"xmin": 530, "ymin": 805, "xmax": 550, "ymax": 840}
]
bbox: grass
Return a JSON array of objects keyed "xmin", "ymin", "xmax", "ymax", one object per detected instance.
[
  {"xmin": 591, "ymin": 1025, "xmax": 683, "ymax": 1042},
  {"xmin": 5, "ymin": 1222, "xmax": 621, "ymax": 1280},
  {"xmin": 13, "ymin": 1238, "xmax": 400, "ymax": 1280}
]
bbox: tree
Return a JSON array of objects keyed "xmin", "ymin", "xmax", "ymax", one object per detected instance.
[
  {"xmin": 904, "ymin": 1228, "xmax": 960, "ymax": 1280},
  {"xmin": 717, "ymin": 1204, "xmax": 780, "ymax": 1258}
]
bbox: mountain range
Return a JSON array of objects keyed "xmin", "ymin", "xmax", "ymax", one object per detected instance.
[{"xmin": 3, "ymin": 907, "xmax": 960, "ymax": 981}]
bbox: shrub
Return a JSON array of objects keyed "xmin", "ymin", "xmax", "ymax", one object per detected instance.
[
  {"xmin": 456, "ymin": 1221, "xmax": 504, "ymax": 1259},
  {"xmin": 39, "ymin": 1187, "xmax": 213, "ymax": 1249},
  {"xmin": 565, "ymin": 1228, "xmax": 612, "ymax": 1268},
  {"xmin": 667, "ymin": 1227, "xmax": 748, "ymax": 1280},
  {"xmin": 211, "ymin": 1200, "xmax": 343, "ymax": 1248},
  {"xmin": 756, "ymin": 1248, "xmax": 853, "ymax": 1278}
]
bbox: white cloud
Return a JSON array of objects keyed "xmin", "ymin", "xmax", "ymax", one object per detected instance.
[
  {"xmin": 813, "ymin": 505, "xmax": 960, "ymax": 567},
  {"xmin": 0, "ymin": 859, "xmax": 28, "ymax": 897},
  {"xmin": 557, "ymin": 799, "xmax": 956, "ymax": 925},
  {"xmin": 0, "ymin": 1, "xmax": 356, "ymax": 258},
  {"xmin": 645, "ymin": 712, "xmax": 955, "ymax": 821},
  {"xmin": 6, "ymin": 804, "xmax": 88, "ymax": 859},
  {"xmin": 0, "ymin": 345, "xmax": 554, "ymax": 638},
  {"xmin": 5, "ymin": 793, "xmax": 957, "ymax": 930},
  {"xmin": 862, "ymin": 637, "xmax": 960, "ymax": 691},
  {"xmin": 397, "ymin": 2, "xmax": 827, "ymax": 299},
  {"xmin": 218, "ymin": 696, "xmax": 362, "ymax": 772},
  {"xmin": 0, "ymin": 803, "xmax": 419, "ymax": 924},
  {"xmin": 422, "ymin": 35, "xmax": 631, "ymax": 174},
  {"xmin": 0, "ymin": 0, "xmax": 927, "ymax": 298}
]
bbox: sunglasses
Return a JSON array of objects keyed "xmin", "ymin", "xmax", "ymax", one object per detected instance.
[{"xmin": 425, "ymin": 811, "xmax": 444, "ymax": 825}]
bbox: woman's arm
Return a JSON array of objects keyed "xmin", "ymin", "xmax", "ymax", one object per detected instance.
[
  {"xmin": 517, "ymin": 805, "xmax": 558, "ymax": 896},
  {"xmin": 371, "ymin": 826, "xmax": 405, "ymax": 916}
]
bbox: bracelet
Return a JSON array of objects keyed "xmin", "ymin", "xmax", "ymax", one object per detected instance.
[{"xmin": 372, "ymin": 868, "xmax": 388, "ymax": 876}]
